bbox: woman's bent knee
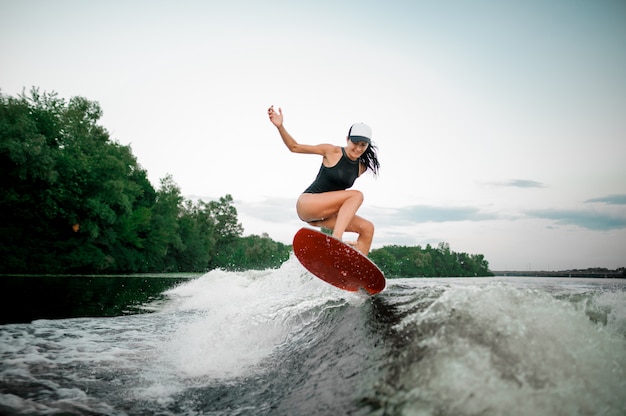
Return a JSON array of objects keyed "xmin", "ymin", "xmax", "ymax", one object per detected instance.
[{"xmin": 348, "ymin": 190, "xmax": 364, "ymax": 203}]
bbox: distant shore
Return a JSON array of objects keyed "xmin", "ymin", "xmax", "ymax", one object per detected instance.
[{"xmin": 493, "ymin": 268, "xmax": 624, "ymax": 278}]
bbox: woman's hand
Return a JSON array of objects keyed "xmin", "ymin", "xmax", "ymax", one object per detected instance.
[{"xmin": 268, "ymin": 105, "xmax": 283, "ymax": 128}]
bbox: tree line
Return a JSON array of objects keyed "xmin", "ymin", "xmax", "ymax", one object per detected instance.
[
  {"xmin": 369, "ymin": 242, "xmax": 493, "ymax": 277},
  {"xmin": 1, "ymin": 88, "xmax": 493, "ymax": 277},
  {"xmin": 0, "ymin": 88, "xmax": 290, "ymax": 274}
]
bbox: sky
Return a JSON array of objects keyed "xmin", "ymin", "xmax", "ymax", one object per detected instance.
[{"xmin": 2, "ymin": 0, "xmax": 625, "ymax": 271}]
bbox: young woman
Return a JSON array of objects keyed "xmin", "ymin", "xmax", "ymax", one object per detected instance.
[{"xmin": 268, "ymin": 106, "xmax": 380, "ymax": 255}]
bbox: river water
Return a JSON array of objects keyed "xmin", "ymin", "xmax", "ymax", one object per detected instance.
[{"xmin": 1, "ymin": 256, "xmax": 625, "ymax": 415}]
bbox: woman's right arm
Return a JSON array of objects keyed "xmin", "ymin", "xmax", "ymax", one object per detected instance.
[{"xmin": 268, "ymin": 106, "xmax": 333, "ymax": 156}]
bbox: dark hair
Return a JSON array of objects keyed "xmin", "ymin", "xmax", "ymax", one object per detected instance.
[{"xmin": 360, "ymin": 142, "xmax": 380, "ymax": 176}]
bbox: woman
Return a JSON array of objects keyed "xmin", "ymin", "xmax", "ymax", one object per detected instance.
[{"xmin": 268, "ymin": 106, "xmax": 380, "ymax": 255}]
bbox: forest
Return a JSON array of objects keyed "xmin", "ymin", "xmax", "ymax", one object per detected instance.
[
  {"xmin": 369, "ymin": 243, "xmax": 492, "ymax": 277},
  {"xmin": 0, "ymin": 89, "xmax": 492, "ymax": 277},
  {"xmin": 0, "ymin": 89, "xmax": 291, "ymax": 274}
]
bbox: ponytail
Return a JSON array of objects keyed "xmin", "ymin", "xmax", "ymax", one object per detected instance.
[{"xmin": 360, "ymin": 143, "xmax": 380, "ymax": 177}]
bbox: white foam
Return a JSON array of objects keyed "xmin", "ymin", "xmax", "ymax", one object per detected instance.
[
  {"xmin": 393, "ymin": 283, "xmax": 626, "ymax": 415},
  {"xmin": 161, "ymin": 256, "xmax": 357, "ymax": 380},
  {"xmin": 2, "ymin": 274, "xmax": 624, "ymax": 414}
]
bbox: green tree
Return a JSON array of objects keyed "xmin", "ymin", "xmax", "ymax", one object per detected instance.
[
  {"xmin": 0, "ymin": 88, "xmax": 157, "ymax": 273},
  {"xmin": 172, "ymin": 199, "xmax": 217, "ymax": 271},
  {"xmin": 0, "ymin": 92, "xmax": 55, "ymax": 270},
  {"xmin": 143, "ymin": 174, "xmax": 183, "ymax": 272},
  {"xmin": 206, "ymin": 194, "xmax": 243, "ymax": 243},
  {"xmin": 0, "ymin": 88, "xmax": 301, "ymax": 274},
  {"xmin": 212, "ymin": 233, "xmax": 291, "ymax": 271},
  {"xmin": 369, "ymin": 242, "xmax": 493, "ymax": 278}
]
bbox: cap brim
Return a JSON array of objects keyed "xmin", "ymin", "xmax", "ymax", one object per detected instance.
[{"xmin": 349, "ymin": 136, "xmax": 371, "ymax": 144}]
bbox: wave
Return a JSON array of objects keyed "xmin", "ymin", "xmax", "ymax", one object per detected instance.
[
  {"xmin": 146, "ymin": 258, "xmax": 626, "ymax": 415},
  {"xmin": 375, "ymin": 282, "xmax": 626, "ymax": 415},
  {"xmin": 1, "ymin": 256, "xmax": 625, "ymax": 415}
]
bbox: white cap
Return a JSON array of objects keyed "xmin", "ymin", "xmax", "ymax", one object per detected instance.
[{"xmin": 348, "ymin": 123, "xmax": 372, "ymax": 143}]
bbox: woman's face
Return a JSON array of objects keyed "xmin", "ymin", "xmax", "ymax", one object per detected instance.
[{"xmin": 345, "ymin": 139, "xmax": 369, "ymax": 160}]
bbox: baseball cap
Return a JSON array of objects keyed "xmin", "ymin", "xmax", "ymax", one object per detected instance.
[{"xmin": 348, "ymin": 123, "xmax": 372, "ymax": 144}]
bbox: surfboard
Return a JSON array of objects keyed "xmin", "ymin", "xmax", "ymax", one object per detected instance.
[{"xmin": 292, "ymin": 227, "xmax": 386, "ymax": 294}]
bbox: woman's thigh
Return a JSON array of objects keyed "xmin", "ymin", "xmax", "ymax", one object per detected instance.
[
  {"xmin": 305, "ymin": 214, "xmax": 370, "ymax": 234},
  {"xmin": 296, "ymin": 190, "xmax": 362, "ymax": 222}
]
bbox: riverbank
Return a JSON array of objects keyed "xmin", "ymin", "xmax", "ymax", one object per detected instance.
[{"xmin": 494, "ymin": 268, "xmax": 624, "ymax": 278}]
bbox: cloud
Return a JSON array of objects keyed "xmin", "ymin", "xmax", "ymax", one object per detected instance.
[
  {"xmin": 235, "ymin": 197, "xmax": 297, "ymax": 224},
  {"xmin": 378, "ymin": 205, "xmax": 498, "ymax": 225},
  {"xmin": 526, "ymin": 209, "xmax": 626, "ymax": 231},
  {"xmin": 585, "ymin": 194, "xmax": 626, "ymax": 205},
  {"xmin": 494, "ymin": 179, "xmax": 546, "ymax": 188},
  {"xmin": 233, "ymin": 198, "xmax": 500, "ymax": 229},
  {"xmin": 233, "ymin": 196, "xmax": 626, "ymax": 237}
]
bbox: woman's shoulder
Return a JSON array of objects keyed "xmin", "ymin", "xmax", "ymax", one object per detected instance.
[
  {"xmin": 319, "ymin": 143, "xmax": 342, "ymax": 156},
  {"xmin": 308, "ymin": 143, "xmax": 341, "ymax": 157}
]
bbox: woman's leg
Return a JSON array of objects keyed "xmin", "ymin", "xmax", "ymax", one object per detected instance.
[
  {"xmin": 296, "ymin": 191, "xmax": 375, "ymax": 254},
  {"xmin": 296, "ymin": 190, "xmax": 363, "ymax": 234},
  {"xmin": 324, "ymin": 214, "xmax": 374, "ymax": 255}
]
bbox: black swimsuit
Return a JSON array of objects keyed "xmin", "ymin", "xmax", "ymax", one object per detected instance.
[{"xmin": 304, "ymin": 148, "xmax": 359, "ymax": 194}]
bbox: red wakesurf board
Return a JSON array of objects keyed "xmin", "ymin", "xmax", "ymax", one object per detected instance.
[{"xmin": 292, "ymin": 227, "xmax": 385, "ymax": 295}]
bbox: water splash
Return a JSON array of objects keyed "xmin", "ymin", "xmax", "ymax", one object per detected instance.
[
  {"xmin": 159, "ymin": 256, "xmax": 367, "ymax": 380},
  {"xmin": 376, "ymin": 282, "xmax": 626, "ymax": 415}
]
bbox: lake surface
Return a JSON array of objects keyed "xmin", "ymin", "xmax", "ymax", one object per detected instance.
[
  {"xmin": 1, "ymin": 257, "xmax": 625, "ymax": 415},
  {"xmin": 0, "ymin": 274, "xmax": 197, "ymax": 324}
]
